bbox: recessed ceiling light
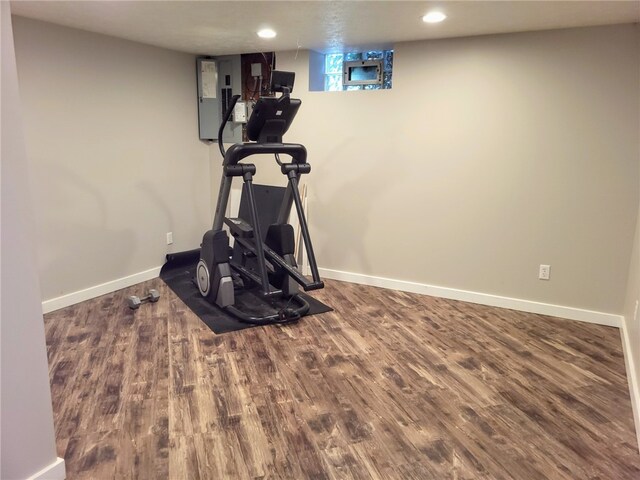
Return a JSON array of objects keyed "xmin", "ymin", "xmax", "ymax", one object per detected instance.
[
  {"xmin": 257, "ymin": 28, "xmax": 277, "ymax": 39},
  {"xmin": 422, "ymin": 11, "xmax": 447, "ymax": 23}
]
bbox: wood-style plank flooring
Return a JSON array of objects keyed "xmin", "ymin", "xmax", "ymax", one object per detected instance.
[{"xmin": 44, "ymin": 278, "xmax": 640, "ymax": 479}]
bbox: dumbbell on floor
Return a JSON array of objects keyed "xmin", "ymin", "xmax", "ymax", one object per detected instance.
[{"xmin": 127, "ymin": 289, "xmax": 160, "ymax": 310}]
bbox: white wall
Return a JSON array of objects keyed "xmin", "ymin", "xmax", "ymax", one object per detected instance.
[
  {"xmin": 274, "ymin": 24, "xmax": 640, "ymax": 315},
  {"xmin": 12, "ymin": 17, "xmax": 211, "ymax": 301},
  {"xmin": 1, "ymin": 5, "xmax": 63, "ymax": 479},
  {"xmin": 623, "ymin": 209, "xmax": 640, "ymax": 446},
  {"xmin": 15, "ymin": 19, "xmax": 637, "ymax": 318},
  {"xmin": 622, "ymin": 25, "xmax": 640, "ymax": 445}
]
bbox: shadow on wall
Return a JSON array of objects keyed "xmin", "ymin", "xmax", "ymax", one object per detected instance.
[
  {"xmin": 309, "ymin": 138, "xmax": 392, "ymax": 274},
  {"xmin": 137, "ymin": 180, "xmax": 175, "ymax": 244},
  {"xmin": 137, "ymin": 177, "xmax": 209, "ymax": 253},
  {"xmin": 35, "ymin": 162, "xmax": 136, "ymax": 299},
  {"xmin": 42, "ymin": 222, "xmax": 136, "ymax": 298}
]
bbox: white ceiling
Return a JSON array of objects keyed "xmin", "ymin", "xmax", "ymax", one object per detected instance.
[{"xmin": 10, "ymin": 1, "xmax": 640, "ymax": 56}]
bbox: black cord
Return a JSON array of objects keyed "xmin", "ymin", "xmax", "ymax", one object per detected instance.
[
  {"xmin": 218, "ymin": 94, "xmax": 240, "ymax": 157},
  {"xmin": 249, "ymin": 75, "xmax": 261, "ymax": 101},
  {"xmin": 261, "ymin": 52, "xmax": 273, "ymax": 94}
]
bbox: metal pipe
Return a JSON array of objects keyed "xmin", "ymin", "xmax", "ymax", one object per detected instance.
[
  {"xmin": 287, "ymin": 173, "xmax": 321, "ymax": 283},
  {"xmin": 276, "ymin": 181, "xmax": 296, "ymax": 225},
  {"xmin": 212, "ymin": 175, "xmax": 233, "ymax": 230},
  {"xmin": 243, "ymin": 173, "xmax": 271, "ymax": 295}
]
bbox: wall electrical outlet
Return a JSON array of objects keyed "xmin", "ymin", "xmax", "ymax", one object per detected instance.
[
  {"xmin": 166, "ymin": 232, "xmax": 173, "ymax": 245},
  {"xmin": 539, "ymin": 264, "xmax": 550, "ymax": 280}
]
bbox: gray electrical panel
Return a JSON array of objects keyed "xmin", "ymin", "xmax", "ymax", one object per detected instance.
[{"xmin": 196, "ymin": 55, "xmax": 243, "ymax": 144}]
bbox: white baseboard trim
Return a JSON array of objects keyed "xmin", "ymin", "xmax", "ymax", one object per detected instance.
[
  {"xmin": 318, "ymin": 267, "xmax": 623, "ymax": 328},
  {"xmin": 27, "ymin": 457, "xmax": 66, "ymax": 480},
  {"xmin": 621, "ymin": 320, "xmax": 640, "ymax": 452},
  {"xmin": 41, "ymin": 263, "xmax": 622, "ymax": 327},
  {"xmin": 42, "ymin": 266, "xmax": 162, "ymax": 314}
]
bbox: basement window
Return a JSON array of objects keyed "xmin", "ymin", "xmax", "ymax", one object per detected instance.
[{"xmin": 323, "ymin": 50, "xmax": 393, "ymax": 91}]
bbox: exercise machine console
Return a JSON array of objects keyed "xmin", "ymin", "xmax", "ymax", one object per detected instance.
[{"xmin": 196, "ymin": 71, "xmax": 324, "ymax": 324}]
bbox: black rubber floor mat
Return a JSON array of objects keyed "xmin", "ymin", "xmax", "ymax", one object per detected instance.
[{"xmin": 159, "ymin": 249, "xmax": 332, "ymax": 334}]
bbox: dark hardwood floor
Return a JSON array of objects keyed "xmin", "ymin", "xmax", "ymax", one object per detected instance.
[{"xmin": 44, "ymin": 278, "xmax": 640, "ymax": 479}]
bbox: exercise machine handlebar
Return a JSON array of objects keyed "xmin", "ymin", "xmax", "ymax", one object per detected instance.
[{"xmin": 223, "ymin": 143, "xmax": 307, "ymax": 167}]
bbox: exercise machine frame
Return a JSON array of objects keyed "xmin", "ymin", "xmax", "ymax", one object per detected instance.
[{"xmin": 197, "ymin": 72, "xmax": 324, "ymax": 325}]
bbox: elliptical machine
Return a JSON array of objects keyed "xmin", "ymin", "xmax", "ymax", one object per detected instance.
[{"xmin": 197, "ymin": 71, "xmax": 324, "ymax": 325}]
